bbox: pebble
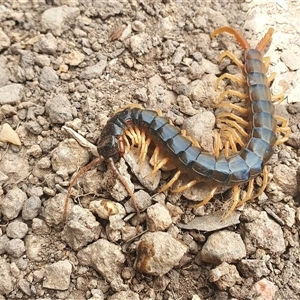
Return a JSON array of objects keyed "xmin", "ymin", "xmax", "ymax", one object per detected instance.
[
  {"xmin": 0, "ymin": 187, "xmax": 27, "ymax": 220},
  {"xmin": 177, "ymin": 95, "xmax": 198, "ymax": 116},
  {"xmin": 273, "ymin": 164, "xmax": 298, "ymax": 197},
  {"xmin": 18, "ymin": 278, "xmax": 31, "ymax": 296},
  {"xmin": 0, "ymin": 84, "xmax": 24, "ymax": 105},
  {"xmin": 21, "ymin": 195, "xmax": 41, "ymax": 220},
  {"xmin": 79, "ymin": 59, "xmax": 108, "ymax": 80},
  {"xmin": 65, "ymin": 50, "xmax": 85, "ymax": 66},
  {"xmin": 0, "ymin": 123, "xmax": 21, "ymax": 145},
  {"xmin": 25, "ymin": 234, "xmax": 45, "ymax": 261},
  {"xmin": 209, "ymin": 262, "xmax": 241, "ymax": 290},
  {"xmin": 281, "ymin": 49, "xmax": 300, "ymax": 71},
  {"xmin": 129, "ymin": 33, "xmax": 152, "ymax": 56},
  {"xmin": 41, "ymin": 6, "xmax": 80, "ymax": 36},
  {"xmin": 89, "ymin": 199, "xmax": 126, "ymax": 220},
  {"xmin": 200, "ymin": 230, "xmax": 246, "ymax": 264},
  {"xmin": 135, "ymin": 231, "xmax": 188, "ymax": 276},
  {"xmin": 0, "ymin": 235, "xmax": 9, "ymax": 255},
  {"xmin": 24, "ymin": 120, "xmax": 43, "ymax": 135},
  {"xmin": 5, "ymin": 238, "xmax": 26, "ymax": 258},
  {"xmin": 45, "ymin": 94, "xmax": 74, "ymax": 124},
  {"xmin": 39, "ymin": 66, "xmax": 59, "ymax": 91},
  {"xmin": 241, "ymin": 211, "xmax": 286, "ymax": 255},
  {"xmin": 0, "ymin": 29, "xmax": 10, "ymax": 51},
  {"xmin": 43, "ymin": 260, "xmax": 72, "ymax": 290},
  {"xmin": 252, "ymin": 278, "xmax": 277, "ymax": 300},
  {"xmin": 35, "ymin": 33, "xmax": 58, "ymax": 54},
  {"xmin": 146, "ymin": 203, "xmax": 172, "ymax": 231},
  {"xmin": 32, "ymin": 218, "xmax": 50, "ymax": 235},
  {"xmin": 97, "ymin": 0, "xmax": 124, "ymax": 20},
  {"xmin": 43, "ymin": 193, "xmax": 67, "ymax": 226},
  {"xmin": 6, "ymin": 221, "xmax": 29, "ymax": 239},
  {"xmin": 109, "ymin": 291, "xmax": 140, "ymax": 300},
  {"xmin": 77, "ymin": 239, "xmax": 125, "ymax": 285},
  {"xmin": 0, "ymin": 257, "xmax": 14, "ymax": 295},
  {"xmin": 124, "ymin": 190, "xmax": 152, "ymax": 213},
  {"xmin": 51, "ymin": 138, "xmax": 90, "ymax": 174},
  {"xmin": 239, "ymin": 259, "xmax": 270, "ymax": 278},
  {"xmin": 62, "ymin": 205, "xmax": 101, "ymax": 250}
]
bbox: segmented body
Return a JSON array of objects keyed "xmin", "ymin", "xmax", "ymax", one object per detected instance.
[{"xmin": 64, "ymin": 27, "xmax": 289, "ymax": 222}]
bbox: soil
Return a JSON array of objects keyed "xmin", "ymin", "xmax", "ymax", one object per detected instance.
[{"xmin": 0, "ymin": 0, "xmax": 300, "ymax": 300}]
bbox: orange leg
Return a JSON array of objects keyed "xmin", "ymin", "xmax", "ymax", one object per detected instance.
[
  {"xmin": 215, "ymin": 73, "xmax": 245, "ymax": 89},
  {"xmin": 217, "ymin": 89, "xmax": 247, "ymax": 104},
  {"xmin": 189, "ymin": 186, "xmax": 218, "ymax": 209},
  {"xmin": 223, "ymin": 185, "xmax": 240, "ymax": 219},
  {"xmin": 159, "ymin": 170, "xmax": 182, "ymax": 193}
]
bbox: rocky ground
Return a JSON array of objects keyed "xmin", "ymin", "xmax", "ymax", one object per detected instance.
[{"xmin": 0, "ymin": 0, "xmax": 300, "ymax": 299}]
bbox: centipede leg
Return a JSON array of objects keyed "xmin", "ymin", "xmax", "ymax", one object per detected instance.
[
  {"xmin": 190, "ymin": 186, "xmax": 218, "ymax": 209},
  {"xmin": 217, "ymin": 50, "xmax": 244, "ymax": 68},
  {"xmin": 252, "ymin": 166, "xmax": 268, "ymax": 200},
  {"xmin": 217, "ymin": 89, "xmax": 247, "ymax": 104},
  {"xmin": 223, "ymin": 184, "xmax": 240, "ymax": 219},
  {"xmin": 217, "ymin": 102, "xmax": 248, "ymax": 115},
  {"xmin": 63, "ymin": 156, "xmax": 104, "ymax": 224},
  {"xmin": 274, "ymin": 115, "xmax": 291, "ymax": 145},
  {"xmin": 237, "ymin": 178, "xmax": 254, "ymax": 207},
  {"xmin": 215, "ymin": 73, "xmax": 245, "ymax": 90},
  {"xmin": 159, "ymin": 170, "xmax": 181, "ymax": 193}
]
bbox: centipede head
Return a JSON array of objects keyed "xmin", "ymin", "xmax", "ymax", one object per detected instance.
[{"xmin": 97, "ymin": 134, "xmax": 123, "ymax": 162}]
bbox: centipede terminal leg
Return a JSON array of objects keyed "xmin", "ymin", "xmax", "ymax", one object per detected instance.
[{"xmin": 190, "ymin": 186, "xmax": 218, "ymax": 209}]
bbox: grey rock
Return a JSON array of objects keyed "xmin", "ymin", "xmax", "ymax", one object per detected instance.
[
  {"xmin": 32, "ymin": 218, "xmax": 51, "ymax": 235},
  {"xmin": 39, "ymin": 66, "xmax": 59, "ymax": 91},
  {"xmin": 200, "ymin": 230, "xmax": 246, "ymax": 264},
  {"xmin": 36, "ymin": 33, "xmax": 57, "ymax": 54},
  {"xmin": 0, "ymin": 84, "xmax": 24, "ymax": 105},
  {"xmin": 22, "ymin": 196, "xmax": 42, "ymax": 220},
  {"xmin": 135, "ymin": 232, "xmax": 188, "ymax": 276},
  {"xmin": 43, "ymin": 260, "xmax": 72, "ymax": 290},
  {"xmin": 146, "ymin": 203, "xmax": 172, "ymax": 231},
  {"xmin": 94, "ymin": 0, "xmax": 124, "ymax": 20},
  {"xmin": 24, "ymin": 120, "xmax": 43, "ymax": 135},
  {"xmin": 0, "ymin": 29, "xmax": 10, "ymax": 51},
  {"xmin": 79, "ymin": 59, "xmax": 107, "ymax": 80},
  {"xmin": 45, "ymin": 94, "xmax": 74, "ymax": 124},
  {"xmin": 239, "ymin": 259, "xmax": 270, "ymax": 278},
  {"xmin": 0, "ymin": 66, "xmax": 10, "ymax": 87},
  {"xmin": 41, "ymin": 6, "xmax": 80, "ymax": 36},
  {"xmin": 273, "ymin": 164, "xmax": 298, "ymax": 197},
  {"xmin": 0, "ymin": 257, "xmax": 13, "ymax": 294},
  {"xmin": 18, "ymin": 278, "xmax": 31, "ymax": 296},
  {"xmin": 242, "ymin": 211, "xmax": 286, "ymax": 255},
  {"xmin": 77, "ymin": 239, "xmax": 125, "ymax": 283},
  {"xmin": 5, "ymin": 238, "xmax": 26, "ymax": 258},
  {"xmin": 109, "ymin": 291, "xmax": 140, "ymax": 300},
  {"xmin": 25, "ymin": 234, "xmax": 46, "ymax": 261},
  {"xmin": 43, "ymin": 193, "xmax": 66, "ymax": 226},
  {"xmin": 6, "ymin": 221, "xmax": 29, "ymax": 239},
  {"xmin": 0, "ymin": 187, "xmax": 27, "ymax": 220},
  {"xmin": 0, "ymin": 235, "xmax": 10, "ymax": 255},
  {"xmin": 51, "ymin": 139, "xmax": 90, "ymax": 174},
  {"xmin": 62, "ymin": 205, "xmax": 101, "ymax": 250}
]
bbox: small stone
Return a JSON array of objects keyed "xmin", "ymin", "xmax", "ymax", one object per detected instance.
[
  {"xmin": 209, "ymin": 262, "xmax": 241, "ymax": 290},
  {"xmin": 252, "ymin": 278, "xmax": 278, "ymax": 300},
  {"xmin": 96, "ymin": 0, "xmax": 124, "ymax": 20},
  {"xmin": 239, "ymin": 259, "xmax": 270, "ymax": 278},
  {"xmin": 79, "ymin": 59, "xmax": 107, "ymax": 80},
  {"xmin": 26, "ymin": 144, "xmax": 43, "ymax": 158},
  {"xmin": 62, "ymin": 206, "xmax": 101, "ymax": 251},
  {"xmin": 146, "ymin": 203, "xmax": 172, "ymax": 231},
  {"xmin": 25, "ymin": 235, "xmax": 45, "ymax": 261},
  {"xmin": 200, "ymin": 230, "xmax": 246, "ymax": 264},
  {"xmin": 65, "ymin": 50, "xmax": 85, "ymax": 66},
  {"xmin": 0, "ymin": 187, "xmax": 27, "ymax": 220},
  {"xmin": 6, "ymin": 221, "xmax": 29, "ymax": 239},
  {"xmin": 241, "ymin": 211, "xmax": 286, "ymax": 255},
  {"xmin": 18, "ymin": 278, "xmax": 31, "ymax": 296},
  {"xmin": 32, "ymin": 218, "xmax": 50, "ymax": 235},
  {"xmin": 0, "ymin": 84, "xmax": 24, "ymax": 105},
  {"xmin": 36, "ymin": 33, "xmax": 57, "ymax": 54},
  {"xmin": 45, "ymin": 94, "xmax": 74, "ymax": 124},
  {"xmin": 172, "ymin": 46, "xmax": 186, "ymax": 65},
  {"xmin": 281, "ymin": 49, "xmax": 300, "ymax": 71},
  {"xmin": 177, "ymin": 95, "xmax": 197, "ymax": 116},
  {"xmin": 124, "ymin": 190, "xmax": 152, "ymax": 213},
  {"xmin": 89, "ymin": 199, "xmax": 125, "ymax": 220},
  {"xmin": 5, "ymin": 238, "xmax": 26, "ymax": 258},
  {"xmin": 0, "ymin": 29, "xmax": 10, "ymax": 51},
  {"xmin": 22, "ymin": 195, "xmax": 42, "ymax": 220},
  {"xmin": 0, "ymin": 235, "xmax": 10, "ymax": 255},
  {"xmin": 273, "ymin": 164, "xmax": 298, "ymax": 196},
  {"xmin": 109, "ymin": 291, "xmax": 139, "ymax": 300},
  {"xmin": 41, "ymin": 6, "xmax": 80, "ymax": 36},
  {"xmin": 39, "ymin": 66, "xmax": 59, "ymax": 91},
  {"xmin": 43, "ymin": 260, "xmax": 72, "ymax": 290},
  {"xmin": 0, "ymin": 123, "xmax": 21, "ymax": 145},
  {"xmin": 43, "ymin": 193, "xmax": 66, "ymax": 226},
  {"xmin": 77, "ymin": 239, "xmax": 125, "ymax": 284},
  {"xmin": 129, "ymin": 33, "xmax": 152, "ymax": 56},
  {"xmin": 135, "ymin": 232, "xmax": 188, "ymax": 276},
  {"xmin": 51, "ymin": 139, "xmax": 90, "ymax": 174},
  {"xmin": 0, "ymin": 257, "xmax": 13, "ymax": 294}
]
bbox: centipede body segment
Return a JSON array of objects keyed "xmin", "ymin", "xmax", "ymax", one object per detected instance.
[{"xmin": 64, "ymin": 27, "xmax": 290, "ymax": 222}]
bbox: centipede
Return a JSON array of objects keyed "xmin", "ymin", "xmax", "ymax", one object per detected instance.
[{"xmin": 63, "ymin": 27, "xmax": 290, "ymax": 223}]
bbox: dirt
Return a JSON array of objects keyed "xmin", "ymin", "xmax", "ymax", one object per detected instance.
[{"xmin": 0, "ymin": 0, "xmax": 300, "ymax": 300}]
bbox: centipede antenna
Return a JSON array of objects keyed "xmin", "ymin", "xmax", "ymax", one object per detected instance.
[
  {"xmin": 211, "ymin": 26, "xmax": 250, "ymax": 50},
  {"xmin": 106, "ymin": 157, "xmax": 140, "ymax": 221},
  {"xmin": 63, "ymin": 156, "xmax": 105, "ymax": 224}
]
